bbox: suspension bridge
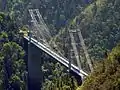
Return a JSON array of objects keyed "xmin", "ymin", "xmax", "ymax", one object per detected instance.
[{"xmin": 24, "ymin": 9, "xmax": 93, "ymax": 90}]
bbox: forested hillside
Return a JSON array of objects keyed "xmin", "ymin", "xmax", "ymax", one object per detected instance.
[
  {"xmin": 0, "ymin": 13, "xmax": 26, "ymax": 89},
  {"xmin": 72, "ymin": 0, "xmax": 120, "ymax": 60},
  {"xmin": 0, "ymin": 0, "xmax": 94, "ymax": 36},
  {"xmin": 75, "ymin": 0, "xmax": 120, "ymax": 89},
  {"xmin": 0, "ymin": 0, "xmax": 120, "ymax": 89},
  {"xmin": 0, "ymin": 0, "xmax": 87, "ymax": 89},
  {"xmin": 30, "ymin": 0, "xmax": 91, "ymax": 30},
  {"xmin": 77, "ymin": 44, "xmax": 120, "ymax": 90},
  {"xmin": 53, "ymin": 0, "xmax": 120, "ymax": 62}
]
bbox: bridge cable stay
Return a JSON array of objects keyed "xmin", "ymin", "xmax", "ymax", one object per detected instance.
[
  {"xmin": 35, "ymin": 9, "xmax": 65, "ymax": 56},
  {"xmin": 77, "ymin": 29, "xmax": 93, "ymax": 72},
  {"xmin": 28, "ymin": 9, "xmax": 89, "ymax": 77},
  {"xmin": 29, "ymin": 9, "xmax": 67, "ymax": 56},
  {"xmin": 69, "ymin": 30, "xmax": 82, "ymax": 71},
  {"xmin": 28, "ymin": 9, "xmax": 50, "ymax": 46},
  {"xmin": 35, "ymin": 9, "xmax": 68, "ymax": 58},
  {"xmin": 29, "ymin": 9, "xmax": 44, "ymax": 41},
  {"xmin": 35, "ymin": 9, "xmax": 52, "ymax": 39},
  {"xmin": 69, "ymin": 49, "xmax": 73, "ymax": 72}
]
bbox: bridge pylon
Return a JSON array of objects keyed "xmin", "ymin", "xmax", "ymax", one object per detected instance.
[
  {"xmin": 69, "ymin": 28, "xmax": 93, "ymax": 73},
  {"xmin": 28, "ymin": 9, "xmax": 51, "ymax": 47}
]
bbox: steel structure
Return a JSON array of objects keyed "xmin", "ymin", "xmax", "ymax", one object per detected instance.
[
  {"xmin": 28, "ymin": 9, "xmax": 51, "ymax": 46},
  {"xmin": 77, "ymin": 29, "xmax": 93, "ymax": 72},
  {"xmin": 69, "ymin": 30, "xmax": 82, "ymax": 71},
  {"xmin": 25, "ymin": 36, "xmax": 88, "ymax": 77},
  {"xmin": 69, "ymin": 29, "xmax": 93, "ymax": 72},
  {"xmin": 28, "ymin": 9, "xmax": 92, "ymax": 79}
]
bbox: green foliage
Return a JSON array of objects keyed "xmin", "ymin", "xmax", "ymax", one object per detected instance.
[
  {"xmin": 69, "ymin": 0, "xmax": 120, "ymax": 61},
  {"xmin": 0, "ymin": 34, "xmax": 26, "ymax": 89},
  {"xmin": 42, "ymin": 62, "xmax": 78, "ymax": 90},
  {"xmin": 2, "ymin": 42, "xmax": 25, "ymax": 71},
  {"xmin": 50, "ymin": 0, "xmax": 120, "ymax": 73},
  {"xmin": 19, "ymin": 25, "xmax": 29, "ymax": 36},
  {"xmin": 77, "ymin": 44, "xmax": 120, "ymax": 90},
  {"xmin": 0, "ymin": 12, "xmax": 26, "ymax": 89},
  {"xmin": 0, "ymin": 0, "xmax": 29, "ymax": 26},
  {"xmin": 9, "ymin": 75, "xmax": 25, "ymax": 90}
]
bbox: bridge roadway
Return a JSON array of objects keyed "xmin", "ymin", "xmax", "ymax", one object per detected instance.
[{"xmin": 24, "ymin": 36, "xmax": 88, "ymax": 77}]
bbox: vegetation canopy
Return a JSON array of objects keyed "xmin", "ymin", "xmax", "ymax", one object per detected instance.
[{"xmin": 77, "ymin": 44, "xmax": 120, "ymax": 90}]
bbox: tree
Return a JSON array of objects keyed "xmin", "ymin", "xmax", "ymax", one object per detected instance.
[
  {"xmin": 42, "ymin": 62, "xmax": 78, "ymax": 90},
  {"xmin": 0, "ymin": 12, "xmax": 26, "ymax": 89},
  {"xmin": 0, "ymin": 39, "xmax": 26, "ymax": 90},
  {"xmin": 77, "ymin": 44, "xmax": 120, "ymax": 90}
]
